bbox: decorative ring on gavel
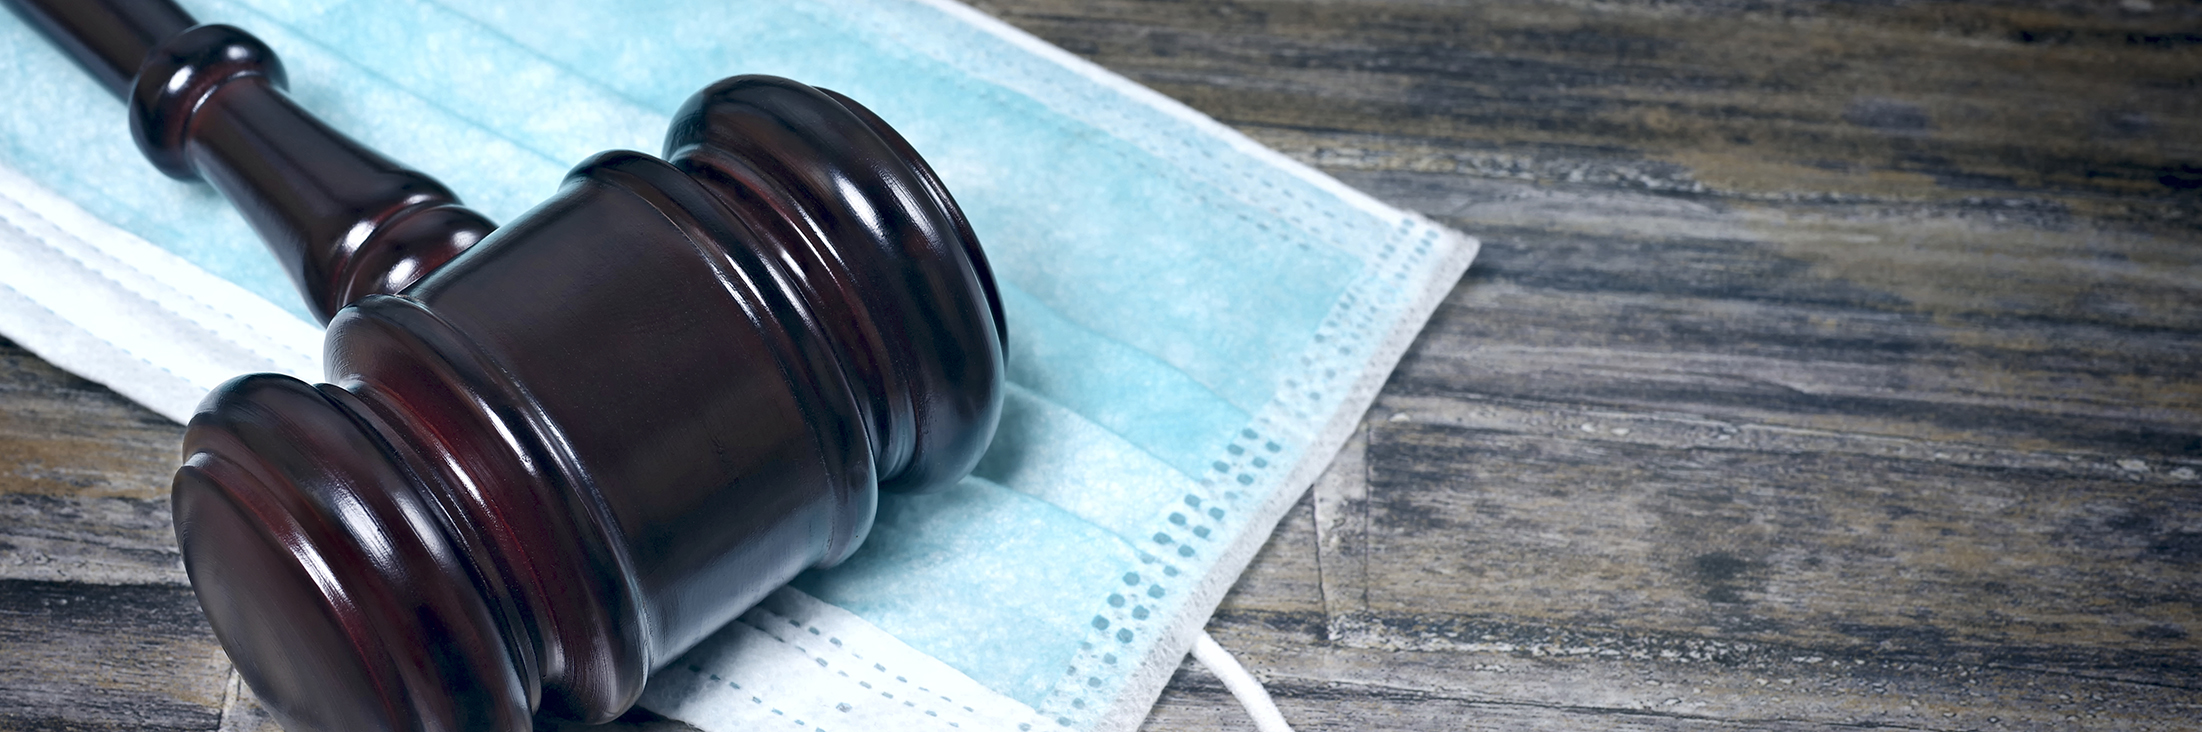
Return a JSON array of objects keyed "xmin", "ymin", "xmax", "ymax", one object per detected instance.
[{"xmin": 5, "ymin": 2, "xmax": 1007, "ymax": 731}]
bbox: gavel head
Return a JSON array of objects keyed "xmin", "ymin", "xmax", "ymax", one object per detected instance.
[{"xmin": 168, "ymin": 76, "xmax": 1005, "ymax": 732}]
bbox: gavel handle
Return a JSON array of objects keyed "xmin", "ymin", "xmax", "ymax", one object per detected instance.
[
  {"xmin": 5, "ymin": 0, "xmax": 188, "ymax": 96},
  {"xmin": 5, "ymin": 0, "xmax": 492, "ymax": 323}
]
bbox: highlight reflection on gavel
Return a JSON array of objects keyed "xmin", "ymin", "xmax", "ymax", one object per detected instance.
[{"xmin": 6, "ymin": 1, "xmax": 1008, "ymax": 731}]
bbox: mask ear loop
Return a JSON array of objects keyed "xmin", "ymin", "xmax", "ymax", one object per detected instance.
[{"xmin": 1192, "ymin": 631, "xmax": 1297, "ymax": 732}]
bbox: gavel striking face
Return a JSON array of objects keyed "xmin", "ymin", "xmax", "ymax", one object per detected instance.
[{"xmin": 8, "ymin": 2, "xmax": 1006, "ymax": 731}]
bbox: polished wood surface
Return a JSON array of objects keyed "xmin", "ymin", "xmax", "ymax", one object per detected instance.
[
  {"xmin": 6, "ymin": 0, "xmax": 490, "ymax": 323},
  {"xmin": 136, "ymin": 21, "xmax": 492, "ymax": 323},
  {"xmin": 2, "ymin": 0, "xmax": 190, "ymax": 95},
  {"xmin": 5, "ymin": 4, "xmax": 1006, "ymax": 730},
  {"xmin": 181, "ymin": 79, "xmax": 999, "ymax": 732},
  {"xmin": 3, "ymin": 0, "xmax": 2198, "ymax": 730}
]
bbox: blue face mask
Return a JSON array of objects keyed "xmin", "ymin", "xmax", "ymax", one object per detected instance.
[{"xmin": 0, "ymin": 1, "xmax": 1476, "ymax": 730}]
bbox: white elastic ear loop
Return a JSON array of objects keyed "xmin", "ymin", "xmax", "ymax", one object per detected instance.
[{"xmin": 1191, "ymin": 631, "xmax": 1296, "ymax": 732}]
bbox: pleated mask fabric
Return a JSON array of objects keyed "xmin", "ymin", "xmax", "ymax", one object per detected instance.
[{"xmin": 0, "ymin": 1, "xmax": 1478, "ymax": 730}]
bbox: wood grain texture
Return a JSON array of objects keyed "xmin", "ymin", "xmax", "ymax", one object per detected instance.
[
  {"xmin": 960, "ymin": 0, "xmax": 2201, "ymax": 729},
  {"xmin": 6, "ymin": 0, "xmax": 2202, "ymax": 729}
]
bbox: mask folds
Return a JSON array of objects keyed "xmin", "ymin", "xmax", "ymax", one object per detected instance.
[{"xmin": 0, "ymin": 1, "xmax": 1478, "ymax": 730}]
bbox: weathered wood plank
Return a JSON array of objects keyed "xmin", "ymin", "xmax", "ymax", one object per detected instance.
[
  {"xmin": 0, "ymin": 337, "xmax": 183, "ymax": 499},
  {"xmin": 0, "ymin": 491, "xmax": 183, "ymax": 586},
  {"xmin": 1046, "ymin": 5, "xmax": 2202, "ymax": 711},
  {"xmin": 1332, "ymin": 164, "xmax": 2202, "ymax": 454},
  {"xmin": 0, "ymin": 337, "xmax": 188, "ymax": 586},
  {"xmin": 1181, "ymin": 436, "xmax": 2202, "ymax": 731},
  {"xmin": 1145, "ymin": 659, "xmax": 1891, "ymax": 731},
  {"xmin": 0, "ymin": 338, "xmax": 216, "ymax": 732},
  {"xmin": 978, "ymin": 0, "xmax": 2202, "ymax": 214},
  {"xmin": 966, "ymin": 5, "xmax": 2202, "ymax": 722},
  {"xmin": 1191, "ymin": 608, "xmax": 2202, "ymax": 730},
  {"xmin": 0, "ymin": 580, "xmax": 229, "ymax": 732},
  {"xmin": 207, "ymin": 676, "xmax": 711, "ymax": 732},
  {"xmin": 1356, "ymin": 418, "xmax": 2200, "ymax": 678},
  {"xmin": 5, "ymin": 0, "xmax": 2202, "ymax": 730}
]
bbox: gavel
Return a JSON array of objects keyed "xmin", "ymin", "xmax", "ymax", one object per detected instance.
[{"xmin": 6, "ymin": 2, "xmax": 1007, "ymax": 731}]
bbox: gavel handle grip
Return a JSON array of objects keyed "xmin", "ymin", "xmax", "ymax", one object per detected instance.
[
  {"xmin": 4, "ymin": 0, "xmax": 492, "ymax": 323},
  {"xmin": 5, "ymin": 0, "xmax": 189, "ymax": 97}
]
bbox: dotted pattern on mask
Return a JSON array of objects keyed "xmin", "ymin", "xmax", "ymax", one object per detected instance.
[
  {"xmin": 1024, "ymin": 216, "xmax": 1448, "ymax": 729},
  {"xmin": 788, "ymin": 4, "xmax": 1465, "ymax": 728},
  {"xmin": 666, "ymin": 597, "xmax": 1053, "ymax": 732}
]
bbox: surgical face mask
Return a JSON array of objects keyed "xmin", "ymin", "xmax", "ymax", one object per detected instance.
[{"xmin": 0, "ymin": 0, "xmax": 1477, "ymax": 730}]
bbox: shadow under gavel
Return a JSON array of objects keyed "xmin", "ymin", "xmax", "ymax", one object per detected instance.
[{"xmin": 6, "ymin": 2, "xmax": 1008, "ymax": 731}]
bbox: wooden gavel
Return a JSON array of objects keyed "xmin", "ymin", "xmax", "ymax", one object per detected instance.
[{"xmin": 7, "ymin": 2, "xmax": 1007, "ymax": 731}]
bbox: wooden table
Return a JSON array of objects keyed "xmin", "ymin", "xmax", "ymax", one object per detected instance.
[{"xmin": 4, "ymin": 1, "xmax": 2197, "ymax": 729}]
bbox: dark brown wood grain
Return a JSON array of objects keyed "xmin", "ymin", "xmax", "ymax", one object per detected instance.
[
  {"xmin": 962, "ymin": 0, "xmax": 2200, "ymax": 729},
  {"xmin": 0, "ymin": 339, "xmax": 185, "ymax": 588},
  {"xmin": 4, "ymin": 0, "xmax": 2200, "ymax": 729}
]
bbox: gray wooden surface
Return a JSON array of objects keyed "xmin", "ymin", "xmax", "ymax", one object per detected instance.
[{"xmin": 4, "ymin": 0, "xmax": 2199, "ymax": 730}]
